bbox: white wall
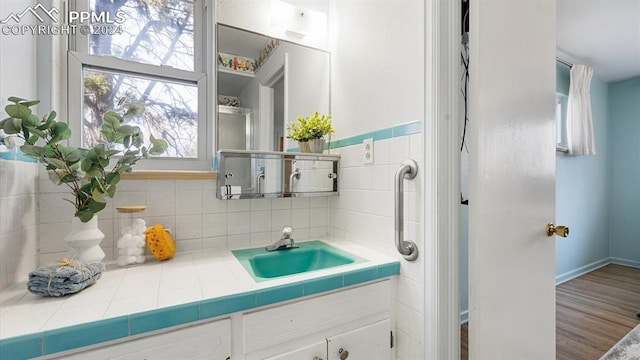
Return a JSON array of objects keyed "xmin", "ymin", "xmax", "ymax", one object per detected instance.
[
  {"xmin": 0, "ymin": 0, "xmax": 37, "ymax": 105},
  {"xmin": 0, "ymin": 0, "xmax": 39, "ymax": 290},
  {"xmin": 329, "ymin": 0, "xmax": 424, "ymax": 139},
  {"xmin": 329, "ymin": 1, "xmax": 426, "ymax": 359},
  {"xmin": 216, "ymin": 0, "xmax": 330, "ymax": 51}
]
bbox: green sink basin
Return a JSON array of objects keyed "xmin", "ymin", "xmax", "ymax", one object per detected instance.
[{"xmin": 232, "ymin": 241, "xmax": 366, "ymax": 281}]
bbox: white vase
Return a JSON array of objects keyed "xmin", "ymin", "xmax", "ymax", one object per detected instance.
[{"xmin": 65, "ymin": 216, "xmax": 105, "ymax": 263}]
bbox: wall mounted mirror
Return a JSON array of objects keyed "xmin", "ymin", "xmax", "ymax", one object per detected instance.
[{"xmin": 216, "ymin": 24, "xmax": 330, "ymax": 152}]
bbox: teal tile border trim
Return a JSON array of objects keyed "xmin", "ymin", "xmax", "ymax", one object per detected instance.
[
  {"xmin": 200, "ymin": 292, "xmax": 255, "ymax": 319},
  {"xmin": 43, "ymin": 316, "xmax": 129, "ymax": 354},
  {"xmin": 129, "ymin": 302, "xmax": 199, "ymax": 336},
  {"xmin": 255, "ymin": 283, "xmax": 304, "ymax": 306},
  {"xmin": 0, "ymin": 262, "xmax": 400, "ymax": 358},
  {"xmin": 287, "ymin": 120, "xmax": 422, "ymax": 152},
  {"xmin": 0, "ymin": 333, "xmax": 41, "ymax": 360},
  {"xmin": 0, "ymin": 149, "xmax": 37, "ymax": 163}
]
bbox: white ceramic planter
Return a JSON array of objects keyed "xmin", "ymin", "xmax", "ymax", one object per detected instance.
[
  {"xmin": 65, "ymin": 216, "xmax": 105, "ymax": 263},
  {"xmin": 299, "ymin": 138, "xmax": 325, "ymax": 153}
]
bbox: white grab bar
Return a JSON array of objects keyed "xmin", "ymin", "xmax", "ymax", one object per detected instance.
[{"xmin": 394, "ymin": 159, "xmax": 419, "ymax": 261}]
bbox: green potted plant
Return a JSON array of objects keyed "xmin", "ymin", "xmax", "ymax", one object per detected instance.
[
  {"xmin": 286, "ymin": 111, "xmax": 335, "ymax": 153},
  {"xmin": 0, "ymin": 96, "xmax": 167, "ymax": 263}
]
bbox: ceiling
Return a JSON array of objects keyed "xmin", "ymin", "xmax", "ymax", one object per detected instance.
[
  {"xmin": 557, "ymin": 0, "xmax": 640, "ymax": 83},
  {"xmin": 218, "ymin": 25, "xmax": 272, "ymax": 59}
]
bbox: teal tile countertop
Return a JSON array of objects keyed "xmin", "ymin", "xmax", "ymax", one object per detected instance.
[{"xmin": 0, "ymin": 239, "xmax": 399, "ymax": 359}]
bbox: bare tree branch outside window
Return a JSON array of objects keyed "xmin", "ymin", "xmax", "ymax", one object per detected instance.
[{"xmin": 82, "ymin": 0, "xmax": 198, "ymax": 158}]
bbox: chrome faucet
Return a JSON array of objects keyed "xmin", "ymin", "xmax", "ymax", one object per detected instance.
[{"xmin": 266, "ymin": 226, "xmax": 297, "ymax": 251}]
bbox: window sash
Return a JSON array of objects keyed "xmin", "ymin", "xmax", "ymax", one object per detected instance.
[
  {"xmin": 66, "ymin": 0, "xmax": 212, "ymax": 171},
  {"xmin": 69, "ymin": 0, "xmax": 204, "ymax": 74}
]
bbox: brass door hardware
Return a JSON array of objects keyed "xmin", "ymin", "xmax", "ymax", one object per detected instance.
[{"xmin": 546, "ymin": 223, "xmax": 569, "ymax": 237}]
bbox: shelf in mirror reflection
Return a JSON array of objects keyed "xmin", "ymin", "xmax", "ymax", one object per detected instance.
[{"xmin": 216, "ymin": 24, "xmax": 331, "ymax": 153}]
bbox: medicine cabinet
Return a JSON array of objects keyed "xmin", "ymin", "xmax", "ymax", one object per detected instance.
[{"xmin": 216, "ymin": 150, "xmax": 339, "ymax": 199}]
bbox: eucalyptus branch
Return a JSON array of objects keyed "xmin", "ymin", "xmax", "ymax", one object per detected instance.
[{"xmin": 2, "ymin": 96, "xmax": 167, "ymax": 222}]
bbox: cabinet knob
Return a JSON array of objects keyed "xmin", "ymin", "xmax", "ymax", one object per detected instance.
[
  {"xmin": 313, "ymin": 357, "xmax": 324, "ymax": 360},
  {"xmin": 338, "ymin": 348, "xmax": 349, "ymax": 360}
]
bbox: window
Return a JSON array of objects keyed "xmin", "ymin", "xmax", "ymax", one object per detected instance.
[
  {"xmin": 556, "ymin": 93, "xmax": 568, "ymax": 150},
  {"xmin": 67, "ymin": 0, "xmax": 211, "ymax": 170}
]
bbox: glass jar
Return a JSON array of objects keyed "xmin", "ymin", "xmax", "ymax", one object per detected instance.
[{"xmin": 115, "ymin": 205, "xmax": 148, "ymax": 267}]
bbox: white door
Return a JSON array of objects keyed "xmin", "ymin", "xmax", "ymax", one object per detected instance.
[
  {"xmin": 327, "ymin": 320, "xmax": 391, "ymax": 360},
  {"xmin": 468, "ymin": 0, "xmax": 557, "ymax": 359}
]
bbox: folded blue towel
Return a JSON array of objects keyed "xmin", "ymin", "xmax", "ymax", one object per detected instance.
[{"xmin": 27, "ymin": 261, "xmax": 105, "ymax": 297}]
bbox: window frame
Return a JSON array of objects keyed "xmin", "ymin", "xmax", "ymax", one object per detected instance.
[{"xmin": 66, "ymin": 0, "xmax": 213, "ymax": 171}]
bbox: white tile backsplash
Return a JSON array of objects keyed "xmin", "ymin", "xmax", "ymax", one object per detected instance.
[
  {"xmin": 146, "ymin": 191, "xmax": 175, "ymax": 217},
  {"xmin": 176, "ymin": 191, "xmax": 204, "ymax": 215},
  {"xmin": 270, "ymin": 198, "xmax": 291, "ymax": 210},
  {"xmin": 227, "ymin": 199, "xmax": 251, "ymax": 212},
  {"xmin": 0, "ymin": 160, "xmax": 39, "ymax": 291},
  {"xmin": 271, "ymin": 209, "xmax": 292, "ymax": 231},
  {"xmin": 328, "ymin": 136, "xmax": 425, "ymax": 354},
  {"xmin": 114, "ymin": 191, "xmax": 146, "ymax": 209},
  {"xmin": 145, "ymin": 180, "xmax": 175, "ymax": 191},
  {"xmin": 30, "ymin": 171, "xmax": 328, "ymax": 264},
  {"xmin": 250, "ymin": 211, "xmax": 271, "ymax": 233},
  {"xmin": 202, "ymin": 213, "xmax": 227, "ymax": 238},
  {"xmin": 226, "ymin": 212, "xmax": 251, "ymax": 236},
  {"xmin": 291, "ymin": 208, "xmax": 310, "ymax": 229},
  {"xmin": 250, "ymin": 198, "xmax": 271, "ymax": 211},
  {"xmin": 175, "ymin": 215, "xmax": 203, "ymax": 240},
  {"xmin": 202, "ymin": 235, "xmax": 227, "ymax": 249},
  {"xmin": 291, "ymin": 197, "xmax": 310, "ymax": 209}
]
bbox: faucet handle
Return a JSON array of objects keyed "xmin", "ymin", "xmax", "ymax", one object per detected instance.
[{"xmin": 281, "ymin": 226, "xmax": 293, "ymax": 237}]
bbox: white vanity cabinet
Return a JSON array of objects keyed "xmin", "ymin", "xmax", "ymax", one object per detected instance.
[
  {"xmin": 327, "ymin": 319, "xmax": 391, "ymax": 360},
  {"xmin": 41, "ymin": 280, "xmax": 393, "ymax": 360},
  {"xmin": 53, "ymin": 319, "xmax": 231, "ymax": 360},
  {"xmin": 264, "ymin": 341, "xmax": 327, "ymax": 360},
  {"xmin": 263, "ymin": 319, "xmax": 390, "ymax": 360},
  {"xmin": 244, "ymin": 280, "xmax": 392, "ymax": 360}
]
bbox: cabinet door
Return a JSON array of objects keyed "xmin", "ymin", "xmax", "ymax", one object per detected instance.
[
  {"xmin": 327, "ymin": 319, "xmax": 390, "ymax": 360},
  {"xmin": 264, "ymin": 340, "xmax": 327, "ymax": 360}
]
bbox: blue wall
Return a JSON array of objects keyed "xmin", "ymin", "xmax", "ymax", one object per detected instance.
[
  {"xmin": 608, "ymin": 77, "xmax": 640, "ymax": 265},
  {"xmin": 555, "ymin": 65, "xmax": 611, "ymax": 279}
]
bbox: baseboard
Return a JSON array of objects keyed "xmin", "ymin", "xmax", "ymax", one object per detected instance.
[
  {"xmin": 459, "ymin": 257, "xmax": 639, "ymax": 324},
  {"xmin": 610, "ymin": 257, "xmax": 640, "ymax": 269},
  {"xmin": 555, "ymin": 258, "xmax": 611, "ymax": 285}
]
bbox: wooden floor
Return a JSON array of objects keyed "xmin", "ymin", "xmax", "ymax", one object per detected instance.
[{"xmin": 461, "ymin": 264, "xmax": 640, "ymax": 360}]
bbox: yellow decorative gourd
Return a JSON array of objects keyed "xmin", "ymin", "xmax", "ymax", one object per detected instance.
[{"xmin": 145, "ymin": 224, "xmax": 176, "ymax": 260}]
